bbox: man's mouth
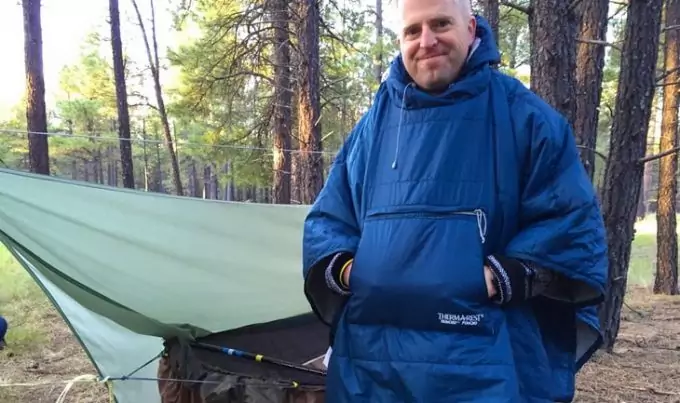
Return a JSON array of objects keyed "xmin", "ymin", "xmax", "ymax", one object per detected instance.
[{"xmin": 419, "ymin": 53, "xmax": 445, "ymax": 61}]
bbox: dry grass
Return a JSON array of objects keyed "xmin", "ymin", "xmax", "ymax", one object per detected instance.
[
  {"xmin": 0, "ymin": 218, "xmax": 677, "ymax": 402},
  {"xmin": 0, "ymin": 248, "xmax": 108, "ymax": 403},
  {"xmin": 0, "ymin": 311, "xmax": 109, "ymax": 403}
]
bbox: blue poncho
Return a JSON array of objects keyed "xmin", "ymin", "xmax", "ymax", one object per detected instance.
[{"xmin": 303, "ymin": 16, "xmax": 608, "ymax": 403}]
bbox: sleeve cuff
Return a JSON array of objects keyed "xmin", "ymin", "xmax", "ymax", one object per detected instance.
[
  {"xmin": 525, "ymin": 259, "xmax": 603, "ymax": 305},
  {"xmin": 486, "ymin": 255, "xmax": 604, "ymax": 307},
  {"xmin": 485, "ymin": 254, "xmax": 536, "ymax": 305},
  {"xmin": 325, "ymin": 252, "xmax": 353, "ymax": 295}
]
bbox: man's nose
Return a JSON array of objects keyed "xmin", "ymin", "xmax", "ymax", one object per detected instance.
[{"xmin": 419, "ymin": 26, "xmax": 437, "ymax": 48}]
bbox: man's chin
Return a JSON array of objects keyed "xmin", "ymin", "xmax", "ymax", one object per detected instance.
[{"xmin": 417, "ymin": 76, "xmax": 450, "ymax": 93}]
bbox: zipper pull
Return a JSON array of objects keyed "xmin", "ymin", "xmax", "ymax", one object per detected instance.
[{"xmin": 474, "ymin": 209, "xmax": 487, "ymax": 244}]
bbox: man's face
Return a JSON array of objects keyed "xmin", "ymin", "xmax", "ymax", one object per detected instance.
[{"xmin": 398, "ymin": 0, "xmax": 476, "ymax": 92}]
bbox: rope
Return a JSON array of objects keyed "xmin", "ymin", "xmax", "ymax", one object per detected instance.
[
  {"xmin": 120, "ymin": 351, "xmax": 163, "ymax": 379},
  {"xmin": 54, "ymin": 374, "xmax": 101, "ymax": 403},
  {"xmin": 0, "ymin": 372, "xmax": 241, "ymax": 403},
  {"xmin": 0, "ymin": 375, "xmax": 224, "ymax": 389},
  {"xmin": 0, "ymin": 374, "xmax": 115, "ymax": 403},
  {"xmin": 0, "ymin": 372, "xmax": 309, "ymax": 402}
]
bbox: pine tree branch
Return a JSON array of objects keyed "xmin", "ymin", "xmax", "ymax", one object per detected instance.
[
  {"xmin": 639, "ymin": 147, "xmax": 680, "ymax": 164},
  {"xmin": 577, "ymin": 38, "xmax": 622, "ymax": 52},
  {"xmin": 500, "ymin": 1, "xmax": 530, "ymax": 15},
  {"xmin": 576, "ymin": 145, "xmax": 607, "ymax": 161}
]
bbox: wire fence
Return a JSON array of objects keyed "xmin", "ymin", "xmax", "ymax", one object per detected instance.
[
  {"xmin": 0, "ymin": 128, "xmax": 672, "ymax": 212},
  {"xmin": 0, "ymin": 128, "xmax": 340, "ymax": 204}
]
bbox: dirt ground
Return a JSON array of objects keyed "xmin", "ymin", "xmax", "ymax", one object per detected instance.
[
  {"xmin": 0, "ymin": 288, "xmax": 678, "ymax": 402},
  {"xmin": 575, "ymin": 287, "xmax": 680, "ymax": 403},
  {"xmin": 0, "ymin": 307, "xmax": 109, "ymax": 403}
]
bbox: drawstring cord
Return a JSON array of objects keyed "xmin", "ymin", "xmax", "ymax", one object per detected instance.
[{"xmin": 392, "ymin": 82, "xmax": 413, "ymax": 169}]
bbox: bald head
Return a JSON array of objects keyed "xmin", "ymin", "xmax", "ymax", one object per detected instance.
[
  {"xmin": 395, "ymin": 0, "xmax": 476, "ymax": 91},
  {"xmin": 397, "ymin": 0, "xmax": 472, "ymax": 34}
]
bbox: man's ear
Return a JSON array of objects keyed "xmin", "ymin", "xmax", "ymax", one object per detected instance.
[
  {"xmin": 468, "ymin": 16, "xmax": 477, "ymax": 45},
  {"xmin": 468, "ymin": 16, "xmax": 477, "ymax": 40}
]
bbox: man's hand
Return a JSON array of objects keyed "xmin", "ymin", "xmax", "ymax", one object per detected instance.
[
  {"xmin": 484, "ymin": 265, "xmax": 497, "ymax": 298},
  {"xmin": 341, "ymin": 262, "xmax": 352, "ymax": 288}
]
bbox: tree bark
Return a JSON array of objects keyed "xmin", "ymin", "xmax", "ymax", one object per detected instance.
[
  {"xmin": 22, "ymin": 0, "xmax": 49, "ymax": 175},
  {"xmin": 574, "ymin": 0, "xmax": 609, "ymax": 179},
  {"xmin": 529, "ymin": 0, "xmax": 578, "ymax": 126},
  {"xmin": 271, "ymin": 0, "xmax": 293, "ymax": 204},
  {"xmin": 131, "ymin": 0, "xmax": 183, "ymax": 196},
  {"xmin": 654, "ymin": 0, "xmax": 680, "ymax": 296},
  {"xmin": 482, "ymin": 0, "xmax": 500, "ymax": 45},
  {"xmin": 373, "ymin": 0, "xmax": 384, "ymax": 84},
  {"xmin": 297, "ymin": 0, "xmax": 324, "ymax": 204},
  {"xmin": 599, "ymin": 0, "xmax": 664, "ymax": 351},
  {"xmin": 109, "ymin": 0, "xmax": 135, "ymax": 189}
]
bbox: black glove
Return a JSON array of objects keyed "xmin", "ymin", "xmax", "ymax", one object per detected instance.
[{"xmin": 484, "ymin": 255, "xmax": 536, "ymax": 305}]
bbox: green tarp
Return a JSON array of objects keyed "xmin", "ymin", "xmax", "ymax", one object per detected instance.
[{"xmin": 0, "ymin": 168, "xmax": 314, "ymax": 403}]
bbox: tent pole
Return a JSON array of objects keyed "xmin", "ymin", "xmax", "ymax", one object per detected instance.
[{"xmin": 191, "ymin": 342, "xmax": 328, "ymax": 377}]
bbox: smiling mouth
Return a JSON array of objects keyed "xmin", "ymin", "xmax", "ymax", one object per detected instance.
[{"xmin": 419, "ymin": 54, "xmax": 445, "ymax": 61}]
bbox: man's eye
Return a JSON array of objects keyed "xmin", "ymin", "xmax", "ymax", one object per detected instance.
[{"xmin": 404, "ymin": 28, "xmax": 419, "ymax": 37}]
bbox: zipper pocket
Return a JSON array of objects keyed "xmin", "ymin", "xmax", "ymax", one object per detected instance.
[{"xmin": 364, "ymin": 208, "xmax": 487, "ymax": 244}]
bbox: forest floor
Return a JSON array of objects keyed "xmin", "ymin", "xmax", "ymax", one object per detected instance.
[
  {"xmin": 575, "ymin": 287, "xmax": 680, "ymax": 402},
  {"xmin": 0, "ymin": 224, "xmax": 679, "ymax": 402}
]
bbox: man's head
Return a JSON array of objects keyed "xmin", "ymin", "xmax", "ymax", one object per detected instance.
[{"xmin": 397, "ymin": 0, "xmax": 476, "ymax": 92}]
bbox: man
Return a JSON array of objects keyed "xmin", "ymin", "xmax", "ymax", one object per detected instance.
[{"xmin": 302, "ymin": 0, "xmax": 608, "ymax": 401}]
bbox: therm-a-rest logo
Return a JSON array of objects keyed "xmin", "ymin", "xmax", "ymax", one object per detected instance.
[{"xmin": 438, "ymin": 312, "xmax": 484, "ymax": 326}]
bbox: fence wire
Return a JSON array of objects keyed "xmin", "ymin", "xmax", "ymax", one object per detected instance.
[
  {"xmin": 0, "ymin": 128, "xmax": 338, "ymax": 204},
  {"xmin": 0, "ymin": 128, "xmax": 671, "ymax": 210}
]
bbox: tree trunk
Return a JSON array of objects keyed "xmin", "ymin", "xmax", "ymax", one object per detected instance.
[
  {"xmin": 482, "ymin": 0, "xmax": 499, "ymax": 45},
  {"xmin": 297, "ymin": 0, "xmax": 324, "ymax": 204},
  {"xmin": 529, "ymin": 0, "xmax": 578, "ymax": 126},
  {"xmin": 22, "ymin": 0, "xmax": 49, "ymax": 175},
  {"xmin": 109, "ymin": 0, "xmax": 135, "ymax": 189},
  {"xmin": 574, "ymin": 0, "xmax": 609, "ymax": 179},
  {"xmin": 154, "ymin": 130, "xmax": 163, "ymax": 192},
  {"xmin": 639, "ymin": 95, "xmax": 661, "ymax": 219},
  {"xmin": 291, "ymin": 153, "xmax": 301, "ymax": 203},
  {"xmin": 203, "ymin": 165, "xmax": 211, "ymax": 199},
  {"xmin": 271, "ymin": 0, "xmax": 292, "ymax": 204},
  {"xmin": 226, "ymin": 161, "xmax": 235, "ymax": 201},
  {"xmin": 654, "ymin": 0, "xmax": 680, "ymax": 296},
  {"xmin": 599, "ymin": 0, "xmax": 664, "ymax": 351},
  {"xmin": 210, "ymin": 167, "xmax": 219, "ymax": 200},
  {"xmin": 142, "ymin": 119, "xmax": 150, "ymax": 191},
  {"xmin": 187, "ymin": 159, "xmax": 198, "ymax": 198},
  {"xmin": 131, "ymin": 0, "xmax": 183, "ymax": 196},
  {"xmin": 373, "ymin": 0, "xmax": 384, "ymax": 84}
]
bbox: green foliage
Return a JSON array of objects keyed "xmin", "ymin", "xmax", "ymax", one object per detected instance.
[
  {"xmin": 498, "ymin": 7, "xmax": 530, "ymax": 70},
  {"xmin": 0, "ymin": 101, "xmax": 28, "ymax": 169},
  {"xmin": 0, "ymin": 0, "xmax": 633, "ymax": 201},
  {"xmin": 0, "ymin": 247, "xmax": 51, "ymax": 355}
]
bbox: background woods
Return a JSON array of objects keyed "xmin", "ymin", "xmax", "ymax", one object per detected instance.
[{"xmin": 2, "ymin": 0, "xmax": 680, "ymax": 400}]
